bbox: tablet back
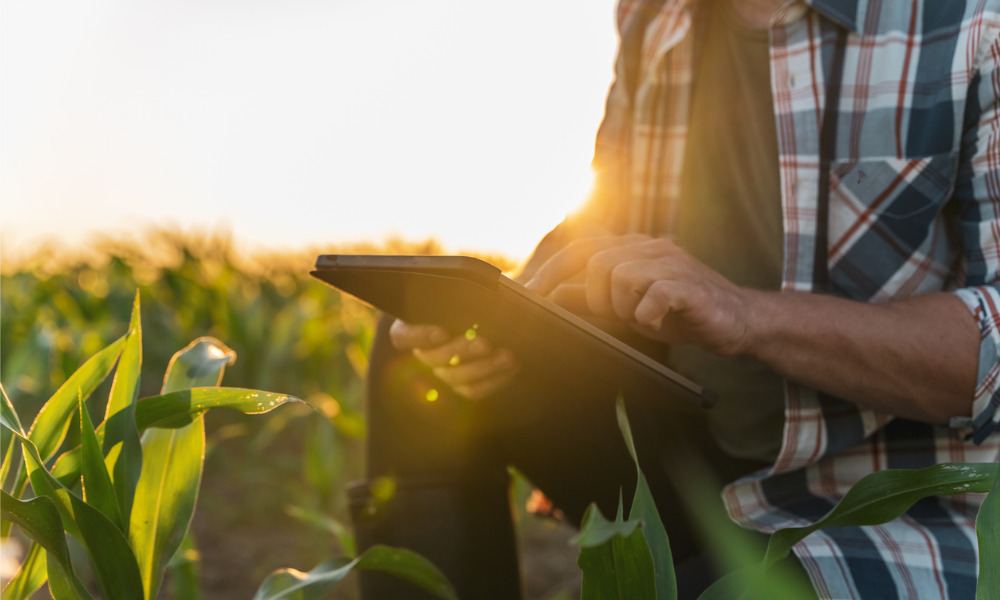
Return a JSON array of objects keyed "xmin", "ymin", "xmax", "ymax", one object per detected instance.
[{"xmin": 311, "ymin": 254, "xmax": 714, "ymax": 410}]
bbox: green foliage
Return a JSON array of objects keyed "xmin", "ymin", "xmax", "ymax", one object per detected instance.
[
  {"xmin": 976, "ymin": 463, "xmax": 999, "ymax": 599},
  {"xmin": 0, "ymin": 233, "xmax": 378, "ymax": 436},
  {"xmin": 1, "ymin": 297, "xmax": 300, "ymax": 599},
  {"xmin": 2, "ymin": 233, "xmax": 389, "ymax": 593},
  {"xmin": 575, "ymin": 502, "xmax": 657, "ymax": 600},
  {"xmin": 579, "ymin": 397, "xmax": 999, "ymax": 600},
  {"xmin": 253, "ymin": 546, "xmax": 459, "ymax": 600},
  {"xmin": 572, "ymin": 395, "xmax": 673, "ymax": 599},
  {"xmin": 763, "ymin": 463, "xmax": 996, "ymax": 567}
]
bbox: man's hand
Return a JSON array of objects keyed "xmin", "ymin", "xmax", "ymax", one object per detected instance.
[
  {"xmin": 389, "ymin": 320, "xmax": 520, "ymax": 400},
  {"xmin": 526, "ymin": 235, "xmax": 754, "ymax": 355},
  {"xmin": 527, "ymin": 233, "xmax": 978, "ymax": 423}
]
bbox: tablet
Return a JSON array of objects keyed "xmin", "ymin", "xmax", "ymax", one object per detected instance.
[{"xmin": 310, "ymin": 254, "xmax": 714, "ymax": 409}]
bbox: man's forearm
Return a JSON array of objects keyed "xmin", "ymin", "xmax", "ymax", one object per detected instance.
[{"xmin": 741, "ymin": 289, "xmax": 980, "ymax": 423}]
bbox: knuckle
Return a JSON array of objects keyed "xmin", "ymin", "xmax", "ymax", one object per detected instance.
[
  {"xmin": 647, "ymin": 279, "xmax": 672, "ymax": 297},
  {"xmin": 647, "ymin": 238, "xmax": 675, "ymax": 254}
]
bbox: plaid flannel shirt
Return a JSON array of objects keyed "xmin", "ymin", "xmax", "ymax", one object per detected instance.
[{"xmin": 586, "ymin": 0, "xmax": 1000, "ymax": 597}]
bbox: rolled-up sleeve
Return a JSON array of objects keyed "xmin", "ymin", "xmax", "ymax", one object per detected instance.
[
  {"xmin": 954, "ymin": 287, "xmax": 1000, "ymax": 442},
  {"xmin": 951, "ymin": 22, "xmax": 1000, "ymax": 444}
]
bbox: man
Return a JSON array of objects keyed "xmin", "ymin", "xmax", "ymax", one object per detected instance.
[{"xmin": 352, "ymin": 0, "xmax": 1000, "ymax": 598}]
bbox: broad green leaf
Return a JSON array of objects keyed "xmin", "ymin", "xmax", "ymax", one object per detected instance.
[
  {"xmin": 12, "ymin": 428, "xmax": 144, "ymax": 600},
  {"xmin": 252, "ymin": 545, "xmax": 459, "ymax": 600},
  {"xmin": 64, "ymin": 485, "xmax": 144, "ymax": 600},
  {"xmin": 351, "ymin": 545, "xmax": 459, "ymax": 600},
  {"xmin": 616, "ymin": 395, "xmax": 675, "ymax": 600},
  {"xmin": 27, "ymin": 335, "xmax": 127, "ymax": 462},
  {"xmin": 1, "ymin": 382, "xmax": 26, "ymax": 437},
  {"xmin": 253, "ymin": 557, "xmax": 354, "ymax": 600},
  {"xmin": 78, "ymin": 398, "xmax": 123, "ymax": 529},
  {"xmin": 0, "ymin": 491, "xmax": 90, "ymax": 600},
  {"xmin": 103, "ymin": 290, "xmax": 143, "ymax": 527},
  {"xmin": 134, "ymin": 388, "xmax": 300, "ymax": 431},
  {"xmin": 160, "ymin": 337, "xmax": 235, "ymax": 390},
  {"xmin": 130, "ymin": 423, "xmax": 204, "ymax": 600},
  {"xmin": 576, "ymin": 503, "xmax": 657, "ymax": 600},
  {"xmin": 572, "ymin": 500, "xmax": 642, "ymax": 548},
  {"xmin": 50, "ymin": 388, "xmax": 299, "ymax": 485},
  {"xmin": 763, "ymin": 463, "xmax": 997, "ymax": 567},
  {"xmin": 130, "ymin": 337, "xmax": 232, "ymax": 600},
  {"xmin": 1, "ymin": 384, "xmax": 25, "ymax": 536},
  {"xmin": 2, "ymin": 542, "xmax": 48, "ymax": 600},
  {"xmin": 977, "ymin": 462, "xmax": 1000, "ymax": 599}
]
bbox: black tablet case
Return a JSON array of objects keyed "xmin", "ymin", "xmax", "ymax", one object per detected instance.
[{"xmin": 310, "ymin": 254, "xmax": 714, "ymax": 410}]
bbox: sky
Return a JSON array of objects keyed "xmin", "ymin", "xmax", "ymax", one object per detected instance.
[{"xmin": 1, "ymin": 0, "xmax": 619, "ymax": 263}]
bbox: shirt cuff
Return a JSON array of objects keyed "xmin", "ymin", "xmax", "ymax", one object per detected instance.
[{"xmin": 952, "ymin": 285, "xmax": 1000, "ymax": 443}]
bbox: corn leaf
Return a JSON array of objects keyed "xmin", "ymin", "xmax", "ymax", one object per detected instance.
[
  {"xmin": 1, "ymin": 491, "xmax": 90, "ymax": 600},
  {"xmin": 130, "ymin": 423, "xmax": 204, "ymax": 600},
  {"xmin": 134, "ymin": 388, "xmax": 301, "ymax": 430},
  {"xmin": 103, "ymin": 291, "xmax": 144, "ymax": 527},
  {"xmin": 576, "ymin": 502, "xmax": 657, "ymax": 600},
  {"xmin": 615, "ymin": 395, "xmax": 675, "ymax": 600},
  {"xmin": 27, "ymin": 335, "xmax": 127, "ymax": 462},
  {"xmin": 129, "ymin": 337, "xmax": 232, "ymax": 600},
  {"xmin": 160, "ymin": 337, "xmax": 235, "ymax": 390},
  {"xmin": 252, "ymin": 545, "xmax": 459, "ymax": 600},
  {"xmin": 1, "ymin": 383, "xmax": 25, "ymax": 437},
  {"xmin": 50, "ymin": 387, "xmax": 299, "ymax": 487},
  {"xmin": 1, "ymin": 383, "xmax": 25, "ymax": 498},
  {"xmin": 978, "ymin": 463, "xmax": 1000, "ymax": 599},
  {"xmin": 10, "ymin": 425, "xmax": 144, "ymax": 600},
  {"xmin": 763, "ymin": 463, "xmax": 997, "ymax": 568},
  {"xmin": 1, "ymin": 542, "xmax": 48, "ymax": 600},
  {"xmin": 78, "ymin": 398, "xmax": 123, "ymax": 529}
]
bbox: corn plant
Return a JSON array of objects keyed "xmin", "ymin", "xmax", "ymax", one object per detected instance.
[
  {"xmin": 0, "ymin": 292, "xmax": 463, "ymax": 599},
  {"xmin": 0, "ymin": 294, "xmax": 303, "ymax": 598},
  {"xmin": 571, "ymin": 396, "xmax": 1000, "ymax": 600}
]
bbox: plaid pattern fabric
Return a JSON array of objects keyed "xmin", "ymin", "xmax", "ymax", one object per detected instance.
[{"xmin": 588, "ymin": 0, "xmax": 1000, "ymax": 597}]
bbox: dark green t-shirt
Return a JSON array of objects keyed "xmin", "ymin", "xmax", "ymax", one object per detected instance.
[{"xmin": 670, "ymin": 0, "xmax": 785, "ymax": 462}]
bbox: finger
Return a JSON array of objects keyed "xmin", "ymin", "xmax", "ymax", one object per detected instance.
[
  {"xmin": 448, "ymin": 353, "xmax": 521, "ymax": 400},
  {"xmin": 414, "ymin": 334, "xmax": 494, "ymax": 368},
  {"xmin": 433, "ymin": 349, "xmax": 520, "ymax": 399},
  {"xmin": 454, "ymin": 370, "xmax": 519, "ymax": 400},
  {"xmin": 547, "ymin": 283, "xmax": 591, "ymax": 314},
  {"xmin": 586, "ymin": 238, "xmax": 676, "ymax": 318},
  {"xmin": 608, "ymin": 262, "xmax": 654, "ymax": 322},
  {"xmin": 634, "ymin": 279, "xmax": 692, "ymax": 331},
  {"xmin": 525, "ymin": 235, "xmax": 644, "ymax": 296},
  {"xmin": 389, "ymin": 319, "xmax": 450, "ymax": 351}
]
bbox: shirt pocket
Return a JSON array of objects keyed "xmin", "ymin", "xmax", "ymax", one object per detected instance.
[{"xmin": 826, "ymin": 153, "xmax": 960, "ymax": 301}]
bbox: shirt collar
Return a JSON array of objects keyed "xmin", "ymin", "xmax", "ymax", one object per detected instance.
[
  {"xmin": 669, "ymin": 0, "xmax": 863, "ymax": 34},
  {"xmin": 798, "ymin": 0, "xmax": 865, "ymax": 34}
]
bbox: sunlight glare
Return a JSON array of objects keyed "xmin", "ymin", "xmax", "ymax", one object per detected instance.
[{"xmin": 1, "ymin": 0, "xmax": 618, "ymax": 261}]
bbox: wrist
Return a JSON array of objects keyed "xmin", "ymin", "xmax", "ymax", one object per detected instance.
[{"xmin": 732, "ymin": 287, "xmax": 776, "ymax": 359}]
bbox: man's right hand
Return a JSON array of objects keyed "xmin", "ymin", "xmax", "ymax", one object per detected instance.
[{"xmin": 389, "ymin": 319, "xmax": 521, "ymax": 400}]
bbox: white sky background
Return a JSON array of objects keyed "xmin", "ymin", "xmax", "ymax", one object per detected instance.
[{"xmin": 1, "ymin": 0, "xmax": 619, "ymax": 263}]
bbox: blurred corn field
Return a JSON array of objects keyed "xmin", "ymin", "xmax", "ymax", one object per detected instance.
[{"xmin": 0, "ymin": 231, "xmax": 543, "ymax": 599}]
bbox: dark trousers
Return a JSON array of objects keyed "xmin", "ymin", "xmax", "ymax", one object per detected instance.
[{"xmin": 354, "ymin": 315, "xmax": 778, "ymax": 599}]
